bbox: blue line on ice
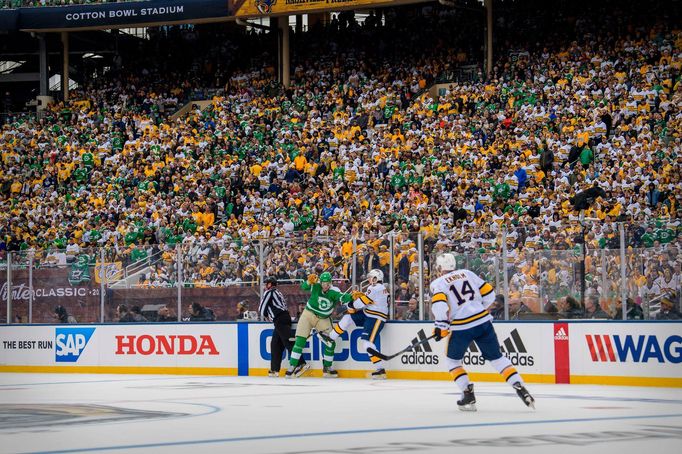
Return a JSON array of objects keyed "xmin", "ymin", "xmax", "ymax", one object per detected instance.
[{"xmin": 24, "ymin": 412, "xmax": 682, "ymax": 454}]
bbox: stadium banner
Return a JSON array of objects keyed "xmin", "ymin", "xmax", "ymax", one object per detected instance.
[
  {"xmin": 249, "ymin": 322, "xmax": 381, "ymax": 376},
  {"xmin": 248, "ymin": 322, "xmax": 555, "ymax": 381},
  {"xmin": 16, "ymin": 0, "xmax": 230, "ymax": 31},
  {"xmin": 0, "ymin": 324, "xmax": 238, "ymax": 374},
  {"xmin": 234, "ymin": 0, "xmax": 393, "ymax": 18},
  {"xmin": 568, "ymin": 322, "xmax": 682, "ymax": 387},
  {"xmin": 374, "ymin": 322, "xmax": 556, "ymax": 382},
  {"xmin": 2, "ymin": 322, "xmax": 681, "ymax": 386}
]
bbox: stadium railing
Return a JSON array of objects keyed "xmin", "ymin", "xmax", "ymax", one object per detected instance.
[{"xmin": 1, "ymin": 221, "xmax": 679, "ymax": 324}]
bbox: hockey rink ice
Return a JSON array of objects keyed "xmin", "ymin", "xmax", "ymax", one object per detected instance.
[{"xmin": 1, "ymin": 374, "xmax": 681, "ymax": 454}]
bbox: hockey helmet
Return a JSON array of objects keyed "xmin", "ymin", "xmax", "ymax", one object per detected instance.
[
  {"xmin": 320, "ymin": 272, "xmax": 332, "ymax": 283},
  {"xmin": 367, "ymin": 269, "xmax": 384, "ymax": 283},
  {"xmin": 264, "ymin": 276, "xmax": 277, "ymax": 286},
  {"xmin": 436, "ymin": 253, "xmax": 457, "ymax": 272}
]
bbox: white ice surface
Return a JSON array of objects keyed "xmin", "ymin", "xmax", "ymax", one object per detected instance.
[{"xmin": 0, "ymin": 373, "xmax": 681, "ymax": 454}]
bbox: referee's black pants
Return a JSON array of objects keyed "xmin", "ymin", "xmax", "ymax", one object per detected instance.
[{"xmin": 271, "ymin": 312, "xmax": 304, "ymax": 372}]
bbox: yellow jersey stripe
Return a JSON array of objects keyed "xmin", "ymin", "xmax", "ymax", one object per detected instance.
[
  {"xmin": 369, "ymin": 319, "xmax": 383, "ymax": 343},
  {"xmin": 333, "ymin": 324, "xmax": 344, "ymax": 335},
  {"xmin": 450, "ymin": 310, "xmax": 490, "ymax": 325},
  {"xmin": 364, "ymin": 308, "xmax": 388, "ymax": 320},
  {"xmin": 360, "ymin": 294, "xmax": 374, "ymax": 306},
  {"xmin": 479, "ymin": 283, "xmax": 494, "ymax": 297},
  {"xmin": 431, "ymin": 292, "xmax": 448, "ymax": 303}
]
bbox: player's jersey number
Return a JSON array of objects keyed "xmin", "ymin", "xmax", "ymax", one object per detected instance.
[{"xmin": 449, "ymin": 280, "xmax": 475, "ymax": 306}]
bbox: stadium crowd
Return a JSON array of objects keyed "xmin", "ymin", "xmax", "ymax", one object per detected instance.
[
  {"xmin": 2, "ymin": 0, "xmax": 137, "ymax": 8},
  {"xmin": 0, "ymin": 2, "xmax": 680, "ymax": 321}
]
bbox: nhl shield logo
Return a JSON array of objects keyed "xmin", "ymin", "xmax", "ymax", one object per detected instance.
[{"xmin": 256, "ymin": 0, "xmax": 277, "ymax": 14}]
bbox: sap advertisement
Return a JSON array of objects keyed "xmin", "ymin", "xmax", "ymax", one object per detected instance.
[
  {"xmin": 0, "ymin": 325, "xmax": 238, "ymax": 370},
  {"xmin": 569, "ymin": 323, "xmax": 682, "ymax": 381}
]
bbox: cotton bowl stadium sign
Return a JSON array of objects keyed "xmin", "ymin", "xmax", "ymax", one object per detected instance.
[{"xmin": 1, "ymin": 0, "xmax": 231, "ymax": 32}]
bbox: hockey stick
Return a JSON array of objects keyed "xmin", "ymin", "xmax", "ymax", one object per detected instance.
[
  {"xmin": 289, "ymin": 328, "xmax": 332, "ymax": 343},
  {"xmin": 366, "ymin": 333, "xmax": 437, "ymax": 361}
]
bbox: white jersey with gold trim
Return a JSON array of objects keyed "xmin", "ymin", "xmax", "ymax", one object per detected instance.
[
  {"xmin": 429, "ymin": 269, "xmax": 495, "ymax": 331},
  {"xmin": 355, "ymin": 283, "xmax": 389, "ymax": 320}
]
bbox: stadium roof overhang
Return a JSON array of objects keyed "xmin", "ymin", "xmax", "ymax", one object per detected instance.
[{"xmin": 0, "ymin": 0, "xmax": 434, "ymax": 34}]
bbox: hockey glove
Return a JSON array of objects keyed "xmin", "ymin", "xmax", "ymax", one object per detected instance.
[
  {"xmin": 351, "ymin": 290, "xmax": 365, "ymax": 301},
  {"xmin": 307, "ymin": 274, "xmax": 319, "ymax": 285},
  {"xmin": 346, "ymin": 300, "xmax": 360, "ymax": 314},
  {"xmin": 433, "ymin": 321, "xmax": 450, "ymax": 342}
]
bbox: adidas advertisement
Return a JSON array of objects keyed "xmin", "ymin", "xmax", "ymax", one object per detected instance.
[
  {"xmin": 400, "ymin": 329, "xmax": 439, "ymax": 365},
  {"xmin": 463, "ymin": 328, "xmax": 534, "ymax": 367},
  {"xmin": 376, "ymin": 323, "xmax": 555, "ymax": 376}
]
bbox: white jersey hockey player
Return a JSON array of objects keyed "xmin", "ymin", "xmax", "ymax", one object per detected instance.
[
  {"xmin": 328, "ymin": 269, "xmax": 389, "ymax": 379},
  {"xmin": 430, "ymin": 253, "xmax": 535, "ymax": 411}
]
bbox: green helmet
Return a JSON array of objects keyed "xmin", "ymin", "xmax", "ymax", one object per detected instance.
[{"xmin": 320, "ymin": 272, "xmax": 332, "ymax": 283}]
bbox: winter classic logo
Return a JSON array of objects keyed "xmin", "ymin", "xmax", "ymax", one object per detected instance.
[
  {"xmin": 464, "ymin": 328, "xmax": 535, "ymax": 366},
  {"xmin": 401, "ymin": 329, "xmax": 439, "ymax": 365},
  {"xmin": 55, "ymin": 327, "xmax": 95, "ymax": 362}
]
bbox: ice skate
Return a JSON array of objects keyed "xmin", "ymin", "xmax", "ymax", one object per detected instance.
[
  {"xmin": 457, "ymin": 384, "xmax": 477, "ymax": 411},
  {"xmin": 295, "ymin": 363, "xmax": 311, "ymax": 377},
  {"xmin": 285, "ymin": 363, "xmax": 309, "ymax": 378},
  {"xmin": 284, "ymin": 365, "xmax": 297, "ymax": 378},
  {"xmin": 513, "ymin": 383, "xmax": 535, "ymax": 409},
  {"xmin": 370, "ymin": 368, "xmax": 387, "ymax": 380},
  {"xmin": 322, "ymin": 366, "xmax": 339, "ymax": 378}
]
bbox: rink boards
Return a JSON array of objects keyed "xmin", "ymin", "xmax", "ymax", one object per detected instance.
[{"xmin": 0, "ymin": 321, "xmax": 680, "ymax": 387}]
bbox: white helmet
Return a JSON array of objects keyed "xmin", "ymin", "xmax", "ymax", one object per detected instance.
[
  {"xmin": 436, "ymin": 253, "xmax": 457, "ymax": 273},
  {"xmin": 367, "ymin": 269, "xmax": 384, "ymax": 283}
]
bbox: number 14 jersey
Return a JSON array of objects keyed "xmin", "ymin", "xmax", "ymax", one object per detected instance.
[{"xmin": 429, "ymin": 269, "xmax": 496, "ymax": 331}]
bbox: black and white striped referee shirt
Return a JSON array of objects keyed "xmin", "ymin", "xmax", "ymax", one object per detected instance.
[{"xmin": 258, "ymin": 288, "xmax": 288, "ymax": 321}]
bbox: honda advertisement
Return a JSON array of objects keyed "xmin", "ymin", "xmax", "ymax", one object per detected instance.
[{"xmin": 0, "ymin": 325, "xmax": 238, "ymax": 371}]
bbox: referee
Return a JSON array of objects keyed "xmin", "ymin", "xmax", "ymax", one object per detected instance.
[{"xmin": 258, "ymin": 276, "xmax": 306, "ymax": 377}]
